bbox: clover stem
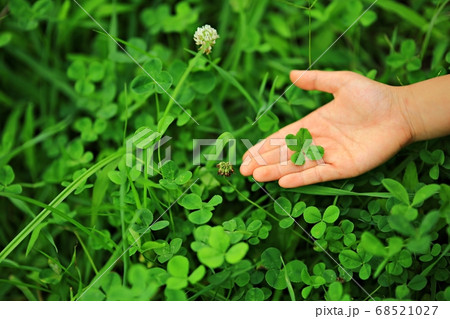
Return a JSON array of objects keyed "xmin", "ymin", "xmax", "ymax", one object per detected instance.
[
  {"xmin": 158, "ymin": 51, "xmax": 203, "ymax": 133},
  {"xmin": 119, "ymin": 179, "xmax": 128, "ymax": 285}
]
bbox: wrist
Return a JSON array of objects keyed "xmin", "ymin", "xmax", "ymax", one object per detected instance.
[{"xmin": 393, "ymin": 84, "xmax": 423, "ymax": 144}]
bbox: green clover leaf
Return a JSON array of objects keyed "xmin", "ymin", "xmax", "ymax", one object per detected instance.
[{"xmin": 285, "ymin": 128, "xmax": 324, "ymax": 166}]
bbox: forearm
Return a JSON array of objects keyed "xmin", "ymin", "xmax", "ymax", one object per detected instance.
[{"xmin": 396, "ymin": 75, "xmax": 450, "ymax": 143}]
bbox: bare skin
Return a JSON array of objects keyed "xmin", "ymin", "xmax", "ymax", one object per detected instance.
[{"xmin": 240, "ymin": 70, "xmax": 450, "ymax": 188}]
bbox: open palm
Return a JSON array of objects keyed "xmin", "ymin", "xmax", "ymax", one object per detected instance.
[{"xmin": 240, "ymin": 70, "xmax": 413, "ymax": 188}]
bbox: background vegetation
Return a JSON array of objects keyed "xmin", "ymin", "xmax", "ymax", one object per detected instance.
[{"xmin": 0, "ymin": 0, "xmax": 449, "ymax": 301}]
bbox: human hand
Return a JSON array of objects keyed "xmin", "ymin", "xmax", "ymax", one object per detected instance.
[{"xmin": 240, "ymin": 70, "xmax": 414, "ymax": 188}]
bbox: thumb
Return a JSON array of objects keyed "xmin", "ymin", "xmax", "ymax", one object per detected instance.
[{"xmin": 290, "ymin": 70, "xmax": 354, "ymax": 94}]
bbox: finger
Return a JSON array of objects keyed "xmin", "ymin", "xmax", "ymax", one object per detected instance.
[
  {"xmin": 240, "ymin": 144, "xmax": 294, "ymax": 176},
  {"xmin": 278, "ymin": 164, "xmax": 342, "ymax": 188},
  {"xmin": 252, "ymin": 159, "xmax": 318, "ymax": 182},
  {"xmin": 290, "ymin": 70, "xmax": 355, "ymax": 94}
]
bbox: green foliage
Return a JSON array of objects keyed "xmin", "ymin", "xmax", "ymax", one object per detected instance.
[
  {"xmin": 286, "ymin": 128, "xmax": 324, "ymax": 165},
  {"xmin": 0, "ymin": 0, "xmax": 449, "ymax": 302}
]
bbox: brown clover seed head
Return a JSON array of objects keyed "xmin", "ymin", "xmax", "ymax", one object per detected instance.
[{"xmin": 216, "ymin": 161, "xmax": 234, "ymax": 177}]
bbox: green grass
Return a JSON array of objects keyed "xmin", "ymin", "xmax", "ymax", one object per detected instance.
[{"xmin": 0, "ymin": 0, "xmax": 449, "ymax": 301}]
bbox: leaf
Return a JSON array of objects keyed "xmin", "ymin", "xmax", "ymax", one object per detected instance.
[
  {"xmin": 150, "ymin": 220, "xmax": 169, "ymax": 231},
  {"xmin": 274, "ymin": 197, "xmax": 292, "ymax": 216},
  {"xmin": 141, "ymin": 241, "xmax": 167, "ymax": 252},
  {"xmin": 359, "ymin": 264, "xmax": 371, "ymax": 280},
  {"xmin": 75, "ymin": 80, "xmax": 95, "ymax": 96},
  {"xmin": 387, "ymin": 237, "xmax": 403, "ymax": 257},
  {"xmin": 407, "ymin": 235, "xmax": 431, "ymax": 254},
  {"xmin": 0, "ymin": 32, "xmax": 12, "ymax": 47},
  {"xmin": 328, "ymin": 282, "xmax": 343, "ymax": 301},
  {"xmin": 340, "ymin": 220, "xmax": 354, "ymax": 233},
  {"xmin": 26, "ymin": 223, "xmax": 46, "ymax": 256},
  {"xmin": 305, "ymin": 145, "xmax": 324, "ymax": 161},
  {"xmin": 108, "ymin": 171, "xmax": 126, "ymax": 185},
  {"xmin": 174, "ymin": 171, "xmax": 192, "ymax": 185},
  {"xmin": 167, "ymin": 255, "xmax": 189, "ymax": 278},
  {"xmin": 311, "ymin": 221, "xmax": 326, "ymax": 238},
  {"xmin": 391, "ymin": 203, "xmax": 418, "ymax": 221},
  {"xmin": 225, "ymin": 242, "xmax": 249, "ymax": 264},
  {"xmin": 296, "ymin": 128, "xmax": 312, "ymax": 145},
  {"xmin": 387, "ymin": 53, "xmax": 406, "ymax": 68},
  {"xmin": 261, "ymin": 247, "xmax": 282, "ymax": 270},
  {"xmin": 0, "ymin": 151, "xmax": 124, "ymax": 264},
  {"xmin": 188, "ymin": 265, "xmax": 206, "ymax": 284},
  {"xmin": 265, "ymin": 269, "xmax": 287, "ymax": 290},
  {"xmin": 206, "ymin": 195, "xmax": 223, "ymax": 207},
  {"xmin": 247, "ymin": 220, "xmax": 262, "ymax": 232},
  {"xmin": 304, "ymin": 206, "xmax": 321, "ymax": 223},
  {"xmin": 88, "ymin": 61, "xmax": 105, "ymax": 82},
  {"xmin": 412, "ymin": 184, "xmax": 440, "ymax": 207},
  {"xmin": 188, "ymin": 209, "xmax": 213, "ymax": 225},
  {"xmin": 408, "ymin": 275, "xmax": 427, "ymax": 291},
  {"xmin": 360, "ymin": 232, "xmax": 387, "ymax": 257},
  {"xmin": 285, "ymin": 134, "xmax": 301, "ymax": 151},
  {"xmin": 292, "ymin": 201, "xmax": 306, "ymax": 217},
  {"xmin": 323, "ymin": 205, "xmax": 340, "ymax": 223},
  {"xmin": 395, "ymin": 284, "xmax": 410, "ymax": 299},
  {"xmin": 67, "ymin": 60, "xmax": 85, "ymax": 80},
  {"xmin": 161, "ymin": 160, "xmax": 176, "ymax": 180},
  {"xmin": 131, "ymin": 75, "xmax": 154, "ymax": 94},
  {"xmin": 197, "ymin": 247, "xmax": 224, "ymax": 269},
  {"xmin": 429, "ymin": 164, "xmax": 439, "ymax": 180},
  {"xmin": 285, "ymin": 260, "xmax": 306, "ymax": 283},
  {"xmin": 165, "ymin": 277, "xmax": 188, "ymax": 290},
  {"xmin": 0, "ymin": 165, "xmax": 15, "ymax": 185},
  {"xmin": 180, "ymin": 194, "xmax": 202, "ymax": 210},
  {"xmin": 165, "ymin": 289, "xmax": 187, "ymax": 301},
  {"xmin": 382, "ymin": 178, "xmax": 410, "ymax": 204},
  {"xmin": 191, "ymin": 71, "xmax": 216, "ymax": 94},
  {"xmin": 245, "ymin": 288, "xmax": 265, "ymax": 301},
  {"xmin": 388, "ymin": 214, "xmax": 415, "ymax": 236},
  {"xmin": 143, "ymin": 58, "xmax": 163, "ymax": 75},
  {"xmin": 402, "ymin": 161, "xmax": 419, "ymax": 191},
  {"xmin": 154, "ymin": 71, "xmax": 173, "ymax": 94},
  {"xmin": 339, "ymin": 250, "xmax": 362, "ymax": 269},
  {"xmin": 279, "ymin": 218, "xmax": 294, "ymax": 229},
  {"xmin": 159, "ymin": 179, "xmax": 178, "ymax": 190},
  {"xmin": 208, "ymin": 226, "xmax": 230, "ymax": 253},
  {"xmin": 291, "ymin": 151, "xmax": 306, "ymax": 165},
  {"xmin": 398, "ymin": 250, "xmax": 412, "ymax": 268},
  {"xmin": 400, "ymin": 39, "xmax": 416, "ymax": 58},
  {"xmin": 419, "ymin": 210, "xmax": 440, "ymax": 235}
]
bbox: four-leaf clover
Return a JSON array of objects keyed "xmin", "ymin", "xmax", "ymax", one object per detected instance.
[{"xmin": 285, "ymin": 128, "xmax": 324, "ymax": 165}]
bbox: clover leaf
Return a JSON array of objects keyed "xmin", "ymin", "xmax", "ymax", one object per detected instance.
[
  {"xmin": 0, "ymin": 165, "xmax": 22, "ymax": 194},
  {"xmin": 130, "ymin": 58, "xmax": 173, "ymax": 94},
  {"xmin": 159, "ymin": 160, "xmax": 193, "ymax": 190},
  {"xmin": 166, "ymin": 255, "xmax": 205, "ymax": 290},
  {"xmin": 260, "ymin": 247, "xmax": 306, "ymax": 290},
  {"xmin": 193, "ymin": 226, "xmax": 249, "ymax": 269},
  {"xmin": 179, "ymin": 194, "xmax": 222, "ymax": 224},
  {"xmin": 303, "ymin": 205, "xmax": 340, "ymax": 239},
  {"xmin": 285, "ymin": 128, "xmax": 324, "ymax": 165},
  {"xmin": 273, "ymin": 197, "xmax": 305, "ymax": 228}
]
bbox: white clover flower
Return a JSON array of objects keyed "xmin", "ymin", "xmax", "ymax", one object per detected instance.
[{"xmin": 193, "ymin": 24, "xmax": 219, "ymax": 55}]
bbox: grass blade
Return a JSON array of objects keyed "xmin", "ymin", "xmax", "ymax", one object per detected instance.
[{"xmin": 0, "ymin": 150, "xmax": 124, "ymax": 264}]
